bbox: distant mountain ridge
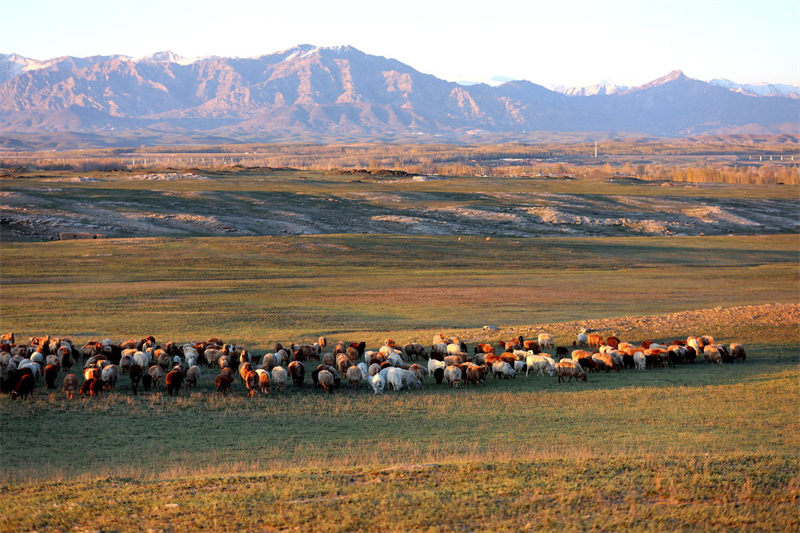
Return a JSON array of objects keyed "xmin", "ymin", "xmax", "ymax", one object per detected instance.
[{"xmin": 0, "ymin": 45, "xmax": 797, "ymax": 144}]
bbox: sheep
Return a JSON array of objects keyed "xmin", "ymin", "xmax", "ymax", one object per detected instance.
[
  {"xmin": 444, "ymin": 366, "xmax": 462, "ymax": 388},
  {"xmin": 444, "ymin": 355, "xmax": 464, "ymax": 367},
  {"xmin": 526, "ymin": 354, "xmax": 556, "ymax": 376},
  {"xmin": 556, "ymin": 359, "xmax": 587, "ymax": 383},
  {"xmin": 345, "ymin": 365, "xmax": 361, "ymax": 388},
  {"xmin": 356, "ymin": 362, "xmax": 370, "ymax": 380},
  {"xmin": 571, "ymin": 349, "xmax": 592, "ymax": 361},
  {"xmin": 148, "ymin": 365, "xmax": 164, "ymax": 388},
  {"xmin": 142, "ymin": 373, "xmax": 152, "ymax": 392},
  {"xmin": 465, "ymin": 364, "xmax": 488, "ymax": 386},
  {"xmin": 336, "ymin": 353, "xmax": 352, "ymax": 376},
  {"xmin": 370, "ymin": 373, "xmax": 385, "ymax": 394},
  {"xmin": 428, "ymin": 358, "xmax": 446, "ymax": 376},
  {"xmin": 11, "ymin": 373, "xmax": 35, "ymax": 400},
  {"xmin": 245, "ymin": 370, "xmax": 260, "ymax": 397},
  {"xmin": 588, "ymin": 334, "xmax": 604, "ymax": 348},
  {"xmin": 271, "ymin": 366, "xmax": 287, "ymax": 392},
  {"xmin": 513, "ymin": 360, "xmax": 527, "ymax": 375},
  {"xmin": 592, "ymin": 353, "xmax": 619, "ymax": 373},
  {"xmin": 185, "ymin": 365, "xmax": 201, "ymax": 388},
  {"xmin": 238, "ymin": 362, "xmax": 253, "ymax": 384},
  {"xmin": 44, "ymin": 364, "xmax": 59, "ymax": 389},
  {"xmin": 165, "ymin": 369, "xmax": 183, "ymax": 396},
  {"xmin": 84, "ymin": 366, "xmax": 100, "ymax": 382},
  {"xmin": 538, "ymin": 333, "xmax": 554, "ymax": 349},
  {"xmin": 433, "ymin": 367, "xmax": 445, "ymax": 385},
  {"xmin": 101, "ymin": 365, "xmax": 119, "ymax": 390},
  {"xmin": 403, "ymin": 343, "xmax": 427, "ymax": 360},
  {"xmin": 368, "ymin": 363, "xmax": 382, "ymax": 377},
  {"xmin": 575, "ymin": 333, "xmax": 588, "ymax": 347},
  {"xmin": 408, "ymin": 364, "xmax": 427, "ymax": 383},
  {"xmin": 318, "ymin": 369, "xmax": 334, "ymax": 393},
  {"xmin": 384, "ymin": 367, "xmax": 421, "ymax": 391},
  {"xmin": 215, "ymin": 372, "xmax": 233, "ymax": 395},
  {"xmin": 730, "ymin": 343, "xmax": 747, "ymax": 362},
  {"xmin": 704, "ymin": 345, "xmax": 723, "ymax": 364},
  {"xmin": 288, "ymin": 361, "xmax": 305, "ymax": 387},
  {"xmin": 491, "ymin": 361, "xmax": 516, "ymax": 379},
  {"xmin": 633, "ymin": 351, "xmax": 646, "ymax": 370},
  {"xmin": 133, "ymin": 351, "xmax": 150, "ymax": 370},
  {"xmin": 63, "ymin": 373, "xmax": 78, "ymax": 400}
]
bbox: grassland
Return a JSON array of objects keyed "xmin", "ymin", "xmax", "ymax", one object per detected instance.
[{"xmin": 1, "ymin": 172, "xmax": 798, "ymax": 531}]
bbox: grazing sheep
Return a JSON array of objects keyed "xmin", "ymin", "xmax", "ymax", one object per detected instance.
[
  {"xmin": 148, "ymin": 366, "xmax": 164, "ymax": 388},
  {"xmin": 571, "ymin": 349, "xmax": 593, "ymax": 362},
  {"xmin": 129, "ymin": 364, "xmax": 143, "ymax": 394},
  {"xmin": 408, "ymin": 364, "xmax": 427, "ymax": 383},
  {"xmin": 142, "ymin": 374, "xmax": 152, "ymax": 392},
  {"xmin": 633, "ymin": 351, "xmax": 646, "ymax": 370},
  {"xmin": 575, "ymin": 333, "xmax": 588, "ymax": 347},
  {"xmin": 730, "ymin": 343, "xmax": 747, "ymax": 362},
  {"xmin": 556, "ymin": 359, "xmax": 587, "ymax": 383},
  {"xmin": 704, "ymin": 345, "xmax": 723, "ymax": 364},
  {"xmin": 336, "ymin": 353, "xmax": 352, "ymax": 376},
  {"xmin": 403, "ymin": 342, "xmax": 427, "ymax": 360},
  {"xmin": 491, "ymin": 361, "xmax": 516, "ymax": 379},
  {"xmin": 63, "ymin": 373, "xmax": 78, "ymax": 400},
  {"xmin": 288, "ymin": 361, "xmax": 305, "ymax": 387},
  {"xmin": 101, "ymin": 365, "xmax": 119, "ymax": 390},
  {"xmin": 444, "ymin": 366, "xmax": 462, "ymax": 388},
  {"xmin": 346, "ymin": 365, "xmax": 362, "ymax": 388},
  {"xmin": 165, "ymin": 369, "xmax": 183, "ymax": 396},
  {"xmin": 83, "ymin": 367, "xmax": 100, "ymax": 382},
  {"xmin": 370, "ymin": 373, "xmax": 385, "ymax": 394},
  {"xmin": 11, "ymin": 373, "xmax": 35, "ymax": 400},
  {"xmin": 428, "ymin": 358, "xmax": 446, "ymax": 377},
  {"xmin": 215, "ymin": 372, "xmax": 233, "ymax": 395},
  {"xmin": 238, "ymin": 362, "xmax": 253, "ymax": 384},
  {"xmin": 133, "ymin": 351, "xmax": 150, "ymax": 370},
  {"xmin": 444, "ymin": 355, "xmax": 464, "ymax": 367},
  {"xmin": 538, "ymin": 333, "xmax": 554, "ymax": 349},
  {"xmin": 44, "ymin": 364, "xmax": 59, "ymax": 389},
  {"xmin": 368, "ymin": 363, "xmax": 382, "ymax": 377},
  {"xmin": 271, "ymin": 366, "xmax": 287, "ymax": 392},
  {"xmin": 245, "ymin": 370, "xmax": 260, "ymax": 397},
  {"xmin": 185, "ymin": 365, "xmax": 201, "ymax": 388},
  {"xmin": 318, "ymin": 369, "xmax": 334, "ymax": 393},
  {"xmin": 119, "ymin": 355, "xmax": 133, "ymax": 375},
  {"xmin": 526, "ymin": 354, "xmax": 556, "ymax": 377},
  {"xmin": 384, "ymin": 368, "xmax": 421, "ymax": 391},
  {"xmin": 465, "ymin": 364, "xmax": 488, "ymax": 385},
  {"xmin": 433, "ymin": 367, "xmax": 445, "ymax": 384}
]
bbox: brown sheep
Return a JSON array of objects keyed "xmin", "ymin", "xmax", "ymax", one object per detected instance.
[
  {"xmin": 245, "ymin": 370, "xmax": 259, "ymax": 397},
  {"xmin": 129, "ymin": 364, "xmax": 143, "ymax": 395},
  {"xmin": 63, "ymin": 373, "xmax": 78, "ymax": 400},
  {"xmin": 465, "ymin": 364, "xmax": 488, "ymax": 386},
  {"xmin": 11, "ymin": 373, "xmax": 35, "ymax": 400},
  {"xmin": 238, "ymin": 362, "xmax": 253, "ymax": 384},
  {"xmin": 605, "ymin": 336, "xmax": 620, "ymax": 349},
  {"xmin": 165, "ymin": 369, "xmax": 183, "ymax": 396},
  {"xmin": 588, "ymin": 334, "xmax": 604, "ymax": 348},
  {"xmin": 288, "ymin": 361, "xmax": 305, "ymax": 387},
  {"xmin": 256, "ymin": 369, "xmax": 271, "ymax": 394},
  {"xmin": 44, "ymin": 364, "xmax": 59, "ymax": 389},
  {"xmin": 215, "ymin": 372, "xmax": 233, "ymax": 395},
  {"xmin": 336, "ymin": 353, "xmax": 352, "ymax": 376},
  {"xmin": 345, "ymin": 346, "xmax": 359, "ymax": 363}
]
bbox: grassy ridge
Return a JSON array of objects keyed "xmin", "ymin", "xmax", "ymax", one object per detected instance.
[{"xmin": 1, "ymin": 234, "xmax": 797, "ymax": 347}]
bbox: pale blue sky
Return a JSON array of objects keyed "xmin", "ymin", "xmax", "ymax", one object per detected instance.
[{"xmin": 1, "ymin": 0, "xmax": 797, "ymax": 86}]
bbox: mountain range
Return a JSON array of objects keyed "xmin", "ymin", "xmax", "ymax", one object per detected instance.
[{"xmin": 0, "ymin": 45, "xmax": 798, "ymax": 147}]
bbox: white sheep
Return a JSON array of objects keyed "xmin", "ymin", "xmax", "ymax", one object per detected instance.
[
  {"xmin": 576, "ymin": 333, "xmax": 588, "ymax": 347},
  {"xmin": 428, "ymin": 358, "xmax": 446, "ymax": 376},
  {"xmin": 444, "ymin": 366, "xmax": 462, "ymax": 388},
  {"xmin": 271, "ymin": 366, "xmax": 288, "ymax": 392},
  {"xmin": 370, "ymin": 373, "xmax": 385, "ymax": 394},
  {"xmin": 491, "ymin": 361, "xmax": 516, "ymax": 379},
  {"xmin": 633, "ymin": 351, "xmax": 646, "ymax": 370},
  {"xmin": 538, "ymin": 333, "xmax": 554, "ymax": 349},
  {"xmin": 385, "ymin": 368, "xmax": 421, "ymax": 391},
  {"xmin": 526, "ymin": 354, "xmax": 556, "ymax": 376}
]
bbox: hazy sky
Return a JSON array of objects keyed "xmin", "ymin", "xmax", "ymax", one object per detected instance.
[{"xmin": 1, "ymin": 0, "xmax": 797, "ymax": 87}]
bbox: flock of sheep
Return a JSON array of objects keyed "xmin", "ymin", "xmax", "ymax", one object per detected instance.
[{"xmin": 0, "ymin": 330, "xmax": 746, "ymax": 400}]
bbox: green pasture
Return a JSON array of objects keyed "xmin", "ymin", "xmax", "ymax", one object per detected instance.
[{"xmin": 1, "ymin": 234, "xmax": 797, "ymax": 347}]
